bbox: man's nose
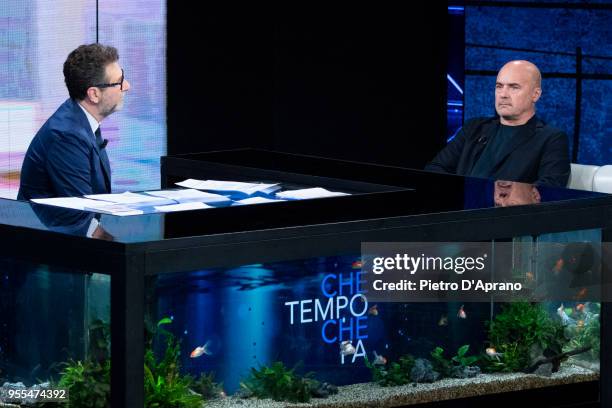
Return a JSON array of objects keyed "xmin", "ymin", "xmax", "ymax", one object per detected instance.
[{"xmin": 122, "ymin": 79, "xmax": 131, "ymax": 92}]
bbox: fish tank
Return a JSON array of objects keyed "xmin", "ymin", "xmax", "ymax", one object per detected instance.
[{"xmin": 0, "ymin": 150, "xmax": 610, "ymax": 407}]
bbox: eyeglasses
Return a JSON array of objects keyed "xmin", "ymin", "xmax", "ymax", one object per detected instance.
[{"xmin": 93, "ymin": 68, "xmax": 124, "ymax": 90}]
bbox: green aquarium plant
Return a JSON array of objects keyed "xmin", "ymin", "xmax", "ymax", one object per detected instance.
[
  {"xmin": 365, "ymin": 354, "xmax": 415, "ymax": 386},
  {"xmin": 45, "ymin": 317, "xmax": 203, "ymax": 408},
  {"xmin": 38, "ymin": 319, "xmax": 112, "ymax": 408},
  {"xmin": 430, "ymin": 345, "xmax": 478, "ymax": 377},
  {"xmin": 240, "ymin": 361, "xmax": 318, "ymax": 403},
  {"xmin": 143, "ymin": 317, "xmax": 203, "ymax": 408},
  {"xmin": 452, "ymin": 344, "xmax": 479, "ymax": 367},
  {"xmin": 485, "ymin": 302, "xmax": 568, "ymax": 372},
  {"xmin": 430, "ymin": 347, "xmax": 452, "ymax": 377},
  {"xmin": 566, "ymin": 311, "xmax": 600, "ymax": 361},
  {"xmin": 53, "ymin": 359, "xmax": 111, "ymax": 408},
  {"xmin": 192, "ymin": 372, "xmax": 224, "ymax": 400}
]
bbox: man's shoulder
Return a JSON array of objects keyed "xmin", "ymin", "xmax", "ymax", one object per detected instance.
[
  {"xmin": 41, "ymin": 99, "xmax": 92, "ymax": 142},
  {"xmin": 535, "ymin": 118, "xmax": 566, "ymax": 137}
]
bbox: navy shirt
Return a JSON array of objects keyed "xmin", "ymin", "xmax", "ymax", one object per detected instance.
[{"xmin": 469, "ymin": 123, "xmax": 529, "ymax": 178}]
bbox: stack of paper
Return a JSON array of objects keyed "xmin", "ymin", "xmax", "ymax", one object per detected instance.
[
  {"xmin": 176, "ymin": 179, "xmax": 280, "ymax": 196},
  {"xmin": 233, "ymin": 197, "xmax": 286, "ymax": 205},
  {"xmin": 145, "ymin": 189, "xmax": 231, "ymax": 205},
  {"xmin": 31, "ymin": 197, "xmax": 111, "ymax": 211},
  {"xmin": 275, "ymin": 187, "xmax": 350, "ymax": 200},
  {"xmin": 84, "ymin": 191, "xmax": 174, "ymax": 206},
  {"xmin": 153, "ymin": 202, "xmax": 211, "ymax": 213}
]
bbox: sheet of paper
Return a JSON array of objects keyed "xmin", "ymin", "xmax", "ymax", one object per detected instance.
[
  {"xmin": 31, "ymin": 197, "xmax": 116, "ymax": 210},
  {"xmin": 145, "ymin": 189, "xmax": 230, "ymax": 204},
  {"xmin": 83, "ymin": 203, "xmax": 144, "ymax": 216},
  {"xmin": 153, "ymin": 201, "xmax": 211, "ymax": 213},
  {"xmin": 275, "ymin": 187, "xmax": 350, "ymax": 200},
  {"xmin": 234, "ymin": 197, "xmax": 286, "ymax": 205},
  {"xmin": 175, "ymin": 179, "xmax": 280, "ymax": 195},
  {"xmin": 84, "ymin": 191, "xmax": 170, "ymax": 204}
]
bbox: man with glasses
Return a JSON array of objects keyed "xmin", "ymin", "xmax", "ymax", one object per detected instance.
[
  {"xmin": 18, "ymin": 43, "xmax": 130, "ymax": 202},
  {"xmin": 18, "ymin": 43, "xmax": 129, "ymax": 238}
]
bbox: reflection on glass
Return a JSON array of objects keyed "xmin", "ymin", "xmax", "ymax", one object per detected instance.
[
  {"xmin": 29, "ymin": 203, "xmax": 114, "ymax": 240},
  {"xmin": 494, "ymin": 180, "xmax": 541, "ymax": 207}
]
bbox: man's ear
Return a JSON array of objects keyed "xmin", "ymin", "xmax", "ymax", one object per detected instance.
[
  {"xmin": 532, "ymin": 87, "xmax": 542, "ymax": 103},
  {"xmin": 85, "ymin": 87, "xmax": 101, "ymax": 104}
]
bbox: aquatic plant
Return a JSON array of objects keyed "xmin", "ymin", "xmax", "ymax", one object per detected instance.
[
  {"xmin": 430, "ymin": 347, "xmax": 452, "ymax": 377},
  {"xmin": 566, "ymin": 312, "xmax": 600, "ymax": 361},
  {"xmin": 191, "ymin": 372, "xmax": 224, "ymax": 400},
  {"xmin": 430, "ymin": 345, "xmax": 478, "ymax": 378},
  {"xmin": 43, "ymin": 317, "xmax": 203, "ymax": 408},
  {"xmin": 37, "ymin": 319, "xmax": 112, "ymax": 408},
  {"xmin": 54, "ymin": 359, "xmax": 111, "ymax": 408},
  {"xmin": 365, "ymin": 354, "xmax": 415, "ymax": 386},
  {"xmin": 451, "ymin": 345, "xmax": 479, "ymax": 367},
  {"xmin": 143, "ymin": 318, "xmax": 203, "ymax": 408},
  {"xmin": 485, "ymin": 302, "xmax": 568, "ymax": 372},
  {"xmin": 240, "ymin": 361, "xmax": 317, "ymax": 402}
]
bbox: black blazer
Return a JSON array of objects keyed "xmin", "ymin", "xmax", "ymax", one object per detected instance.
[{"xmin": 425, "ymin": 115, "xmax": 570, "ymax": 187}]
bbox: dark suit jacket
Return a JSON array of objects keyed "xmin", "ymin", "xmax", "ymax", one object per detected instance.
[
  {"xmin": 18, "ymin": 98, "xmax": 111, "ymax": 200},
  {"xmin": 425, "ymin": 115, "xmax": 570, "ymax": 187}
]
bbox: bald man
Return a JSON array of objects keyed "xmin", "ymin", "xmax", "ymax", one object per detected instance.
[{"xmin": 426, "ymin": 60, "xmax": 570, "ymax": 187}]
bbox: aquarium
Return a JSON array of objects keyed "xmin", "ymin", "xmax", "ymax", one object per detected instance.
[
  {"xmin": 147, "ymin": 233, "xmax": 603, "ymax": 407},
  {"xmin": 0, "ymin": 150, "xmax": 610, "ymax": 406}
]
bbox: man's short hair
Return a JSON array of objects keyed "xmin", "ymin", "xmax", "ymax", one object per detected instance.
[{"xmin": 63, "ymin": 44, "xmax": 119, "ymax": 100}]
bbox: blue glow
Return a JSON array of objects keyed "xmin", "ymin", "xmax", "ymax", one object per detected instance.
[
  {"xmin": 447, "ymin": 126, "xmax": 463, "ymax": 143},
  {"xmin": 447, "ymin": 74, "xmax": 464, "ymax": 95}
]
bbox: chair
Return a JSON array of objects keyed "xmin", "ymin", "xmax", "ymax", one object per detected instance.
[{"xmin": 568, "ymin": 163, "xmax": 612, "ymax": 193}]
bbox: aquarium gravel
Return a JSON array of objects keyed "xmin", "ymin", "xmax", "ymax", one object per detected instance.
[{"xmin": 205, "ymin": 363, "xmax": 597, "ymax": 408}]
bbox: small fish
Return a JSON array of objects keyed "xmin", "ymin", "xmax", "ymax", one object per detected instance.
[
  {"xmin": 340, "ymin": 340, "xmax": 356, "ymax": 356},
  {"xmin": 457, "ymin": 305, "xmax": 467, "ymax": 319},
  {"xmin": 577, "ymin": 319, "xmax": 585, "ymax": 328},
  {"xmin": 576, "ymin": 303, "xmax": 586, "ymax": 313},
  {"xmin": 190, "ymin": 340, "xmax": 212, "ymax": 358},
  {"xmin": 525, "ymin": 271, "xmax": 535, "ymax": 282},
  {"xmin": 557, "ymin": 303, "xmax": 574, "ymax": 326},
  {"xmin": 553, "ymin": 258, "xmax": 564, "ymax": 273},
  {"xmin": 575, "ymin": 287, "xmax": 588, "ymax": 300},
  {"xmin": 372, "ymin": 350, "xmax": 387, "ymax": 366},
  {"xmin": 485, "ymin": 347, "xmax": 503, "ymax": 361},
  {"xmin": 438, "ymin": 314, "xmax": 448, "ymax": 326},
  {"xmin": 351, "ymin": 260, "xmax": 363, "ymax": 269},
  {"xmin": 368, "ymin": 305, "xmax": 379, "ymax": 316}
]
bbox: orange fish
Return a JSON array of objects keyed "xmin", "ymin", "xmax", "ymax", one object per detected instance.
[
  {"xmin": 368, "ymin": 305, "xmax": 378, "ymax": 316},
  {"xmin": 525, "ymin": 271, "xmax": 535, "ymax": 282},
  {"xmin": 373, "ymin": 350, "xmax": 387, "ymax": 365},
  {"xmin": 352, "ymin": 260, "xmax": 363, "ymax": 269},
  {"xmin": 575, "ymin": 287, "xmax": 588, "ymax": 300},
  {"xmin": 577, "ymin": 319, "xmax": 585, "ymax": 328},
  {"xmin": 190, "ymin": 340, "xmax": 212, "ymax": 358},
  {"xmin": 457, "ymin": 305, "xmax": 467, "ymax": 319},
  {"xmin": 553, "ymin": 258, "xmax": 564, "ymax": 273},
  {"xmin": 576, "ymin": 303, "xmax": 585, "ymax": 313}
]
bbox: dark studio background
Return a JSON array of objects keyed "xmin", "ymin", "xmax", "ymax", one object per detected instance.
[
  {"xmin": 168, "ymin": 2, "xmax": 612, "ymax": 169},
  {"xmin": 167, "ymin": 4, "xmax": 448, "ymax": 168}
]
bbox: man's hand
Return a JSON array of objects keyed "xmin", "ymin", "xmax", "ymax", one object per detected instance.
[{"xmin": 92, "ymin": 224, "xmax": 114, "ymax": 241}]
